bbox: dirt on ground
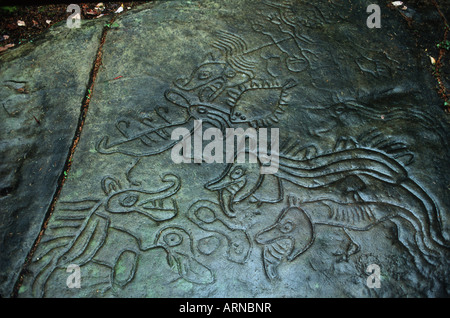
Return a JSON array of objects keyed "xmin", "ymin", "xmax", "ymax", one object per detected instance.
[
  {"xmin": 0, "ymin": 2, "xmax": 148, "ymax": 51},
  {"xmin": 386, "ymin": 0, "xmax": 449, "ymax": 111}
]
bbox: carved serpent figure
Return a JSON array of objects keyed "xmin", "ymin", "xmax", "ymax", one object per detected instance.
[{"xmin": 205, "ymin": 145, "xmax": 450, "ymax": 278}]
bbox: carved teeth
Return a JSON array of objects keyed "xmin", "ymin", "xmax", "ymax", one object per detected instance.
[
  {"xmin": 225, "ymin": 180, "xmax": 245, "ymax": 195},
  {"xmin": 227, "ymin": 88, "xmax": 241, "ymax": 99},
  {"xmin": 141, "ymin": 198, "xmax": 177, "ymax": 211},
  {"xmin": 250, "ymin": 80, "xmax": 261, "ymax": 89},
  {"xmin": 248, "ymin": 79, "xmax": 281, "ymax": 89},
  {"xmin": 227, "ymin": 183, "xmax": 239, "ymax": 194}
]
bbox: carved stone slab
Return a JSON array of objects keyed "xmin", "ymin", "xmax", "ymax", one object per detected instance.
[
  {"xmin": 0, "ymin": 18, "xmax": 106, "ymax": 297},
  {"xmin": 17, "ymin": 0, "xmax": 450, "ymax": 297}
]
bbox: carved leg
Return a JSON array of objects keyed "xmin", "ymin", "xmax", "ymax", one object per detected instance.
[{"xmin": 332, "ymin": 228, "xmax": 361, "ymax": 262}]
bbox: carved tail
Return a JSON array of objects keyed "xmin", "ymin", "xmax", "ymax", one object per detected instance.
[
  {"xmin": 400, "ymin": 178, "xmax": 450, "ymax": 251},
  {"xmin": 276, "ymin": 147, "xmax": 409, "ymax": 188}
]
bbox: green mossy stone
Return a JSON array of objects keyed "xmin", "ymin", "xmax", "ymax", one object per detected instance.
[{"xmin": 12, "ymin": 1, "xmax": 450, "ymax": 298}]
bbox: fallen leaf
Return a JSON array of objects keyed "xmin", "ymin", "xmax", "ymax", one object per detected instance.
[
  {"xmin": 16, "ymin": 87, "xmax": 29, "ymax": 94},
  {"xmin": 430, "ymin": 56, "xmax": 436, "ymax": 65},
  {"xmin": 95, "ymin": 3, "xmax": 105, "ymax": 11},
  {"xmin": 17, "ymin": 20, "xmax": 26, "ymax": 26},
  {"xmin": 115, "ymin": 4, "xmax": 124, "ymax": 13}
]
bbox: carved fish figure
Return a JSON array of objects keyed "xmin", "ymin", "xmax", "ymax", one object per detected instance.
[
  {"xmin": 96, "ymin": 28, "xmax": 302, "ymax": 158},
  {"xmin": 227, "ymin": 78, "xmax": 296, "ymax": 127}
]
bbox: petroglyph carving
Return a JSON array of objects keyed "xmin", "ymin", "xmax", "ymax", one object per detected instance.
[
  {"xmin": 21, "ymin": 0, "xmax": 450, "ymax": 297},
  {"xmin": 151, "ymin": 226, "xmax": 215, "ymax": 284},
  {"xmin": 104, "ymin": 174, "xmax": 180, "ymax": 222},
  {"xmin": 204, "ymin": 158, "xmax": 284, "ymax": 218},
  {"xmin": 28, "ymin": 173, "xmax": 182, "ymax": 296},
  {"xmin": 96, "ymin": 25, "xmax": 304, "ymax": 158},
  {"xmin": 197, "ymin": 235, "xmax": 221, "ymax": 256},
  {"xmin": 95, "ymin": 102, "xmax": 194, "ymax": 157},
  {"xmin": 227, "ymin": 78, "xmax": 296, "ymax": 127},
  {"xmin": 257, "ymin": 189, "xmax": 449, "ymax": 280},
  {"xmin": 112, "ymin": 250, "xmax": 139, "ymax": 288},
  {"xmin": 252, "ymin": 1, "xmax": 320, "ymax": 73},
  {"xmin": 206, "ymin": 139, "xmax": 449, "ymax": 280},
  {"xmin": 256, "ymin": 196, "xmax": 315, "ymax": 280},
  {"xmin": 187, "ymin": 200, "xmax": 252, "ymax": 264},
  {"xmin": 31, "ymin": 200, "xmax": 108, "ymax": 296},
  {"xmin": 175, "ymin": 31, "xmax": 257, "ymax": 103}
]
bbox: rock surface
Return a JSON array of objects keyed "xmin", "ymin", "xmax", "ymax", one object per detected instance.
[
  {"xmin": 3, "ymin": 0, "xmax": 450, "ymax": 297},
  {"xmin": 0, "ymin": 18, "xmax": 106, "ymax": 297}
]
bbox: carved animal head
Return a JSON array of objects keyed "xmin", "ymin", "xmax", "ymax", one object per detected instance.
[
  {"xmin": 256, "ymin": 206, "xmax": 314, "ymax": 261},
  {"xmin": 205, "ymin": 156, "xmax": 263, "ymax": 217},
  {"xmin": 154, "ymin": 226, "xmax": 191, "ymax": 252},
  {"xmin": 174, "ymin": 56, "xmax": 250, "ymax": 102},
  {"xmin": 104, "ymin": 174, "xmax": 180, "ymax": 222},
  {"xmin": 164, "ymin": 89, "xmax": 230, "ymax": 131},
  {"xmin": 153, "ymin": 226, "xmax": 215, "ymax": 284}
]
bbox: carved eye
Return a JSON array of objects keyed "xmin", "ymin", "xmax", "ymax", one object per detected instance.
[
  {"xmin": 198, "ymin": 70, "xmax": 211, "ymax": 80},
  {"xmin": 120, "ymin": 193, "xmax": 138, "ymax": 207},
  {"xmin": 280, "ymin": 221, "xmax": 294, "ymax": 233},
  {"xmin": 102, "ymin": 177, "xmax": 121, "ymax": 196},
  {"xmin": 164, "ymin": 232, "xmax": 183, "ymax": 247},
  {"xmin": 230, "ymin": 166, "xmax": 245, "ymax": 179},
  {"xmin": 232, "ymin": 242, "xmax": 243, "ymax": 254},
  {"xmin": 334, "ymin": 104, "xmax": 346, "ymax": 115},
  {"xmin": 197, "ymin": 106, "xmax": 208, "ymax": 114},
  {"xmin": 224, "ymin": 68, "xmax": 236, "ymax": 78}
]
